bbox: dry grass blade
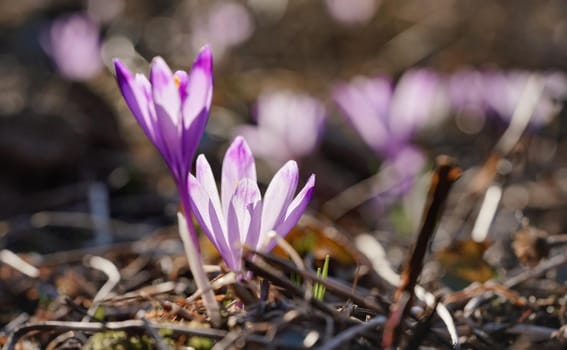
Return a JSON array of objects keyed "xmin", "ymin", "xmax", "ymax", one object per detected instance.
[
  {"xmin": 80, "ymin": 255, "xmax": 121, "ymax": 323},
  {"xmin": 0, "ymin": 249, "xmax": 39, "ymax": 278}
]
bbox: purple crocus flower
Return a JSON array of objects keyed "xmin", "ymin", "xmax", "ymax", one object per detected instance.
[
  {"xmin": 482, "ymin": 70, "xmax": 566, "ymax": 126},
  {"xmin": 237, "ymin": 90, "xmax": 326, "ymax": 165},
  {"xmin": 448, "ymin": 69, "xmax": 567, "ymax": 128},
  {"xmin": 333, "ymin": 70, "xmax": 447, "ymax": 209},
  {"xmin": 113, "ymin": 47, "xmax": 213, "ymax": 220},
  {"xmin": 334, "ymin": 69, "xmax": 445, "ymax": 160},
  {"xmin": 188, "ymin": 136, "xmax": 315, "ymax": 270},
  {"xmin": 43, "ymin": 13, "xmax": 103, "ymax": 81}
]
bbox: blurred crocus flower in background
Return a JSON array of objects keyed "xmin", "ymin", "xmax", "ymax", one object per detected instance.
[
  {"xmin": 448, "ymin": 70, "xmax": 567, "ymax": 129},
  {"xmin": 192, "ymin": 1, "xmax": 254, "ymax": 61},
  {"xmin": 482, "ymin": 71, "xmax": 567, "ymax": 126},
  {"xmin": 334, "ymin": 69, "xmax": 446, "ymax": 160},
  {"xmin": 237, "ymin": 90, "xmax": 326, "ymax": 165},
  {"xmin": 189, "ymin": 136, "xmax": 315, "ymax": 271},
  {"xmin": 333, "ymin": 70, "xmax": 447, "ymax": 211},
  {"xmin": 113, "ymin": 46, "xmax": 213, "ymax": 210},
  {"xmin": 324, "ymin": 0, "xmax": 379, "ymax": 25},
  {"xmin": 42, "ymin": 13, "xmax": 103, "ymax": 81}
]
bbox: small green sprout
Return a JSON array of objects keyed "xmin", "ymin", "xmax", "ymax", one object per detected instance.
[{"xmin": 313, "ymin": 255, "xmax": 330, "ymax": 301}]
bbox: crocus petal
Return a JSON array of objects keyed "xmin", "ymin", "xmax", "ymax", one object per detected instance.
[
  {"xmin": 221, "ymin": 136, "xmax": 256, "ymax": 214},
  {"xmin": 188, "ymin": 175, "xmax": 235, "ymax": 268},
  {"xmin": 244, "ymin": 199, "xmax": 263, "ymax": 254},
  {"xmin": 238, "ymin": 91, "xmax": 326, "ymax": 164},
  {"xmin": 195, "ymin": 154, "xmax": 222, "ymax": 215},
  {"xmin": 183, "ymin": 46, "xmax": 213, "ymax": 120},
  {"xmin": 226, "ymin": 178, "xmax": 261, "ymax": 270},
  {"xmin": 181, "ymin": 46, "xmax": 214, "ymax": 164},
  {"xmin": 150, "ymin": 57, "xmax": 183, "ymax": 175},
  {"xmin": 134, "ymin": 74, "xmax": 163, "ymax": 149},
  {"xmin": 174, "ymin": 70, "xmax": 189, "ymax": 101},
  {"xmin": 266, "ymin": 174, "xmax": 316, "ymax": 251},
  {"xmin": 209, "ymin": 200, "xmax": 238, "ymax": 269},
  {"xmin": 259, "ymin": 160, "xmax": 299, "ymax": 236},
  {"xmin": 230, "ymin": 178, "xmax": 261, "ymax": 243},
  {"xmin": 389, "ymin": 69, "xmax": 442, "ymax": 140},
  {"xmin": 256, "ymin": 91, "xmax": 290, "ymax": 135},
  {"xmin": 385, "ymin": 146, "xmax": 425, "ymax": 197},
  {"xmin": 225, "ymin": 202, "xmax": 241, "ymax": 270},
  {"xmin": 47, "ymin": 14, "xmax": 102, "ymax": 81},
  {"xmin": 187, "ymin": 174, "xmax": 219, "ymax": 246},
  {"xmin": 286, "ymin": 96, "xmax": 326, "ymax": 157},
  {"xmin": 114, "ymin": 60, "xmax": 157, "ymax": 143},
  {"xmin": 334, "ymin": 78, "xmax": 391, "ymax": 154}
]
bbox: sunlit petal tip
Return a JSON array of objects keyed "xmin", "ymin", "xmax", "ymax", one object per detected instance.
[
  {"xmin": 304, "ymin": 173, "xmax": 316, "ymax": 190},
  {"xmin": 263, "ymin": 174, "xmax": 315, "ymax": 252},
  {"xmin": 113, "ymin": 59, "xmax": 130, "ymax": 78},
  {"xmin": 221, "ymin": 136, "xmax": 257, "ymax": 214},
  {"xmin": 195, "ymin": 153, "xmax": 207, "ymax": 173},
  {"xmin": 187, "ymin": 173, "xmax": 202, "ymax": 192},
  {"xmin": 277, "ymin": 160, "xmax": 299, "ymax": 184},
  {"xmin": 225, "ymin": 136, "xmax": 254, "ymax": 167},
  {"xmin": 290, "ymin": 174, "xmax": 316, "ymax": 212},
  {"xmin": 113, "ymin": 60, "xmax": 130, "ymax": 86},
  {"xmin": 194, "ymin": 45, "xmax": 213, "ymax": 73},
  {"xmin": 150, "ymin": 56, "xmax": 174, "ymax": 87},
  {"xmin": 280, "ymin": 160, "xmax": 299, "ymax": 177},
  {"xmin": 259, "ymin": 160, "xmax": 299, "ymax": 234},
  {"xmin": 174, "ymin": 70, "xmax": 188, "ymax": 88}
]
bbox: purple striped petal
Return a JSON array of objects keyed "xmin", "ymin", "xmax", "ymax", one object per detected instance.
[
  {"xmin": 150, "ymin": 57, "xmax": 182, "ymax": 175},
  {"xmin": 225, "ymin": 201, "xmax": 241, "ymax": 270},
  {"xmin": 231, "ymin": 178, "xmax": 261, "ymax": 243},
  {"xmin": 134, "ymin": 74, "xmax": 162, "ymax": 148},
  {"xmin": 221, "ymin": 136, "xmax": 256, "ymax": 214},
  {"xmin": 226, "ymin": 179, "xmax": 261, "ymax": 269},
  {"xmin": 266, "ymin": 174, "xmax": 316, "ymax": 251},
  {"xmin": 259, "ymin": 160, "xmax": 299, "ymax": 236},
  {"xmin": 208, "ymin": 200, "xmax": 237, "ymax": 270},
  {"xmin": 187, "ymin": 174, "xmax": 217, "ymax": 245},
  {"xmin": 195, "ymin": 154, "xmax": 222, "ymax": 215},
  {"xmin": 188, "ymin": 174, "xmax": 235, "ymax": 268},
  {"xmin": 245, "ymin": 199, "xmax": 263, "ymax": 253},
  {"xmin": 181, "ymin": 46, "xmax": 213, "ymax": 164},
  {"xmin": 114, "ymin": 60, "xmax": 157, "ymax": 143}
]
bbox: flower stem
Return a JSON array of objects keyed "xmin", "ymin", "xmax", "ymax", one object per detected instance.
[{"xmin": 177, "ymin": 212, "xmax": 221, "ymax": 327}]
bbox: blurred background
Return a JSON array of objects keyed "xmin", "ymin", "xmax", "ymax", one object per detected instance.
[{"xmin": 1, "ymin": 0, "xmax": 567, "ymax": 265}]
